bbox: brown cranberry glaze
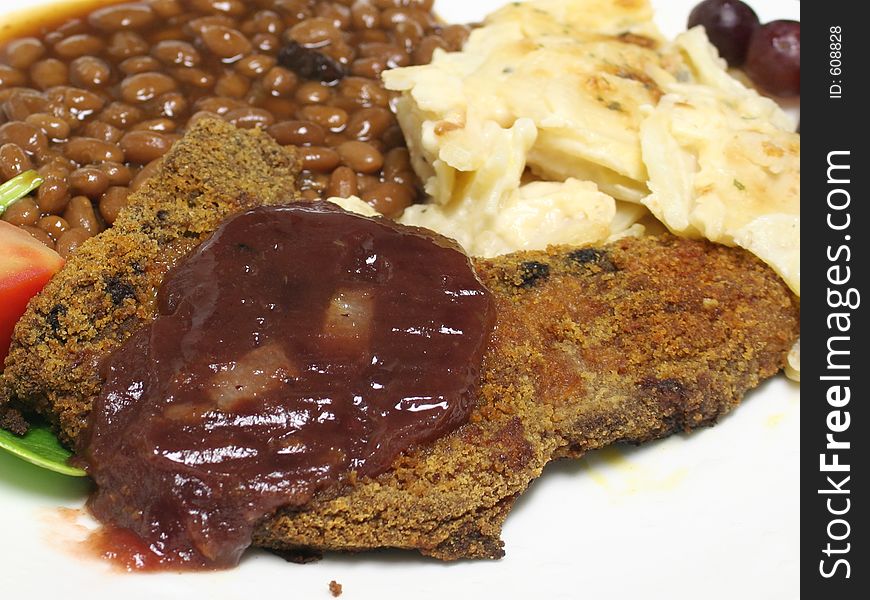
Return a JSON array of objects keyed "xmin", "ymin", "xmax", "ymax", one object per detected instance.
[{"xmin": 82, "ymin": 202, "xmax": 495, "ymax": 569}]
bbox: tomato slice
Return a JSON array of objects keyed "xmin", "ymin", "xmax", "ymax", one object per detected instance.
[{"xmin": 0, "ymin": 222, "xmax": 65, "ymax": 364}]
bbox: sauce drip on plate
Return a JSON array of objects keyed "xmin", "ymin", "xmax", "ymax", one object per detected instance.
[{"xmin": 81, "ymin": 202, "xmax": 494, "ymax": 570}]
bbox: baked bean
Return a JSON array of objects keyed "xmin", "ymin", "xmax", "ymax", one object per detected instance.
[
  {"xmin": 98, "ymin": 162, "xmax": 132, "ymax": 186},
  {"xmin": 326, "ymin": 40, "xmax": 356, "ymax": 66},
  {"xmin": 339, "ymin": 76, "xmax": 390, "ymax": 107},
  {"xmin": 251, "ymin": 10, "xmax": 282, "ymax": 34},
  {"xmin": 99, "ymin": 102, "xmax": 143, "ymax": 128},
  {"xmin": 62, "ymin": 194, "xmax": 100, "ymax": 234},
  {"xmin": 235, "ymin": 54, "xmax": 276, "ymax": 77},
  {"xmin": 383, "ymin": 146, "xmax": 411, "ymax": 178},
  {"xmin": 47, "ymin": 86, "xmax": 106, "ymax": 118},
  {"xmin": 295, "ymin": 81, "xmax": 333, "ymax": 105},
  {"xmin": 262, "ymin": 66, "xmax": 298, "ymax": 97},
  {"xmin": 0, "ymin": 66, "xmax": 25, "ymax": 92},
  {"xmin": 187, "ymin": 110, "xmax": 221, "ymax": 127},
  {"xmin": 3, "ymin": 89, "xmax": 49, "ymax": 122},
  {"xmin": 267, "ymin": 120, "xmax": 326, "ymax": 146},
  {"xmin": 371, "ymin": 0, "xmax": 424, "ymax": 8},
  {"xmin": 107, "ymin": 31, "xmax": 150, "ymax": 59},
  {"xmin": 0, "ymin": 143, "xmax": 33, "ymax": 180},
  {"xmin": 69, "ymin": 167, "xmax": 110, "ymax": 198},
  {"xmin": 359, "ymin": 41, "xmax": 409, "ymax": 67},
  {"xmin": 186, "ymin": 15, "xmax": 236, "ymax": 36},
  {"xmin": 54, "ymin": 34, "xmax": 105, "ymax": 59},
  {"xmin": 316, "ymin": 2, "xmax": 352, "ymax": 30},
  {"xmin": 381, "ymin": 124, "xmax": 405, "ymax": 149},
  {"xmin": 380, "ymin": 8, "xmax": 416, "ymax": 29},
  {"xmin": 289, "ymin": 17, "xmax": 341, "ymax": 48},
  {"xmin": 254, "ymin": 97, "xmax": 296, "ymax": 121},
  {"xmin": 1, "ymin": 196, "xmax": 40, "ymax": 227},
  {"xmin": 299, "ymin": 189, "xmax": 320, "ymax": 201},
  {"xmin": 4, "ymin": 38, "xmax": 46, "ymax": 70},
  {"xmin": 37, "ymin": 214, "xmax": 70, "ymax": 240},
  {"xmin": 99, "ymin": 186, "xmax": 131, "ymax": 224},
  {"xmin": 311, "ymin": 172, "xmax": 330, "ymax": 191},
  {"xmin": 24, "ymin": 113, "xmax": 70, "ymax": 142},
  {"xmin": 386, "ymin": 169, "xmax": 417, "ymax": 187},
  {"xmin": 413, "ymin": 35, "xmax": 448, "ymax": 65},
  {"xmin": 88, "ymin": 3, "xmax": 156, "ymax": 32},
  {"xmin": 64, "ymin": 137, "xmax": 125, "ymax": 164},
  {"xmin": 224, "ymin": 108, "xmax": 275, "ymax": 129},
  {"xmin": 300, "ymin": 146, "xmax": 340, "ymax": 172},
  {"xmin": 323, "ymin": 133, "xmax": 349, "ymax": 147},
  {"xmin": 356, "ymin": 173, "xmax": 380, "ymax": 193},
  {"xmin": 129, "ymin": 157, "xmax": 162, "ymax": 191},
  {"xmin": 337, "ymin": 140, "xmax": 383, "ymax": 173},
  {"xmin": 21, "ymin": 225, "xmax": 55, "ymax": 249},
  {"xmin": 441, "ymin": 24, "xmax": 471, "ymax": 51},
  {"xmin": 120, "ymin": 130, "xmax": 172, "ymax": 164},
  {"xmin": 83, "ymin": 121, "xmax": 123, "ymax": 143},
  {"xmin": 252, "ymin": 33, "xmax": 280, "ymax": 53},
  {"xmin": 35, "ymin": 166, "xmax": 70, "ymax": 214},
  {"xmin": 190, "ymin": 0, "xmax": 247, "ymax": 16},
  {"xmin": 351, "ymin": 56, "xmax": 387, "ymax": 78},
  {"xmin": 150, "ymin": 0, "xmax": 183, "ymax": 19},
  {"xmin": 120, "ymin": 72, "xmax": 177, "ymax": 103},
  {"xmin": 362, "ymin": 181, "xmax": 413, "ymax": 217},
  {"xmin": 351, "ymin": 1, "xmax": 380, "ymax": 30},
  {"xmin": 119, "ymin": 55, "xmax": 162, "ymax": 75},
  {"xmin": 394, "ymin": 20, "xmax": 423, "ymax": 52},
  {"xmin": 278, "ymin": 0, "xmax": 315, "ymax": 21},
  {"xmin": 172, "ymin": 69, "xmax": 214, "ymax": 91},
  {"xmin": 30, "ymin": 59, "xmax": 69, "ymax": 90},
  {"xmin": 298, "ymin": 105, "xmax": 348, "ymax": 132},
  {"xmin": 357, "ymin": 28, "xmax": 390, "ymax": 44},
  {"xmin": 200, "ymin": 25, "xmax": 252, "ymax": 60},
  {"xmin": 151, "ymin": 92, "xmax": 188, "ymax": 119},
  {"xmin": 132, "ymin": 118, "xmax": 176, "ymax": 132},
  {"xmin": 70, "ymin": 56, "xmax": 112, "ymax": 87},
  {"xmin": 55, "ymin": 227, "xmax": 92, "ymax": 258},
  {"xmin": 215, "ymin": 72, "xmax": 250, "ymax": 98},
  {"xmin": 194, "ymin": 96, "xmax": 246, "ymax": 116},
  {"xmin": 0, "ymin": 122, "xmax": 48, "ymax": 156},
  {"xmin": 152, "ymin": 40, "xmax": 201, "ymax": 67},
  {"xmin": 326, "ymin": 165, "xmax": 358, "ymax": 198}
]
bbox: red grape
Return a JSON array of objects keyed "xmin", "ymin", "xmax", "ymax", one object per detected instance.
[
  {"xmin": 745, "ymin": 20, "xmax": 800, "ymax": 97},
  {"xmin": 688, "ymin": 0, "xmax": 760, "ymax": 66}
]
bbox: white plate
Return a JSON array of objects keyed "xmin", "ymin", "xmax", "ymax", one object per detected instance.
[{"xmin": 0, "ymin": 1, "xmax": 800, "ymax": 598}]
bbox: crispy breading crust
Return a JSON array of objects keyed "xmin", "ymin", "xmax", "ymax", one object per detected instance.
[
  {"xmin": 1, "ymin": 122, "xmax": 799, "ymax": 562},
  {"xmin": 1, "ymin": 119, "xmax": 300, "ymax": 446},
  {"xmin": 254, "ymin": 238, "xmax": 799, "ymax": 560}
]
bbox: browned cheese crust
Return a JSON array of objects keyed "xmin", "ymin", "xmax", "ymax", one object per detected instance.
[
  {"xmin": 1, "ymin": 119, "xmax": 300, "ymax": 446},
  {"xmin": 1, "ymin": 121, "xmax": 799, "ymax": 562}
]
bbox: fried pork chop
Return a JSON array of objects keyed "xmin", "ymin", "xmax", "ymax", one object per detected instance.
[{"xmin": 0, "ymin": 120, "xmax": 800, "ymax": 561}]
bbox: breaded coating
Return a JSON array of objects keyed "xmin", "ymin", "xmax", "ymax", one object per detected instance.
[
  {"xmin": 255, "ymin": 237, "xmax": 799, "ymax": 560},
  {"xmin": 1, "ymin": 122, "xmax": 799, "ymax": 561},
  {"xmin": 1, "ymin": 119, "xmax": 300, "ymax": 446}
]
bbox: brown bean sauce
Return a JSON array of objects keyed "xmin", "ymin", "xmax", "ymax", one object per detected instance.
[
  {"xmin": 81, "ymin": 201, "xmax": 495, "ymax": 570},
  {"xmin": 1, "ymin": 1, "xmax": 472, "ymax": 251}
]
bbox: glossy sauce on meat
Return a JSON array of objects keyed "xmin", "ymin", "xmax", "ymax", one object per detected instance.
[{"xmin": 81, "ymin": 201, "xmax": 494, "ymax": 570}]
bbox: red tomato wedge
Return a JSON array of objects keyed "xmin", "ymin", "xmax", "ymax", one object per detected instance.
[{"xmin": 1, "ymin": 221, "xmax": 65, "ymax": 364}]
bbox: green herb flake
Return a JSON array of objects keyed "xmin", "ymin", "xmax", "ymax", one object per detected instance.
[
  {"xmin": 733, "ymin": 179, "xmax": 746, "ymax": 191},
  {"xmin": 0, "ymin": 170, "xmax": 44, "ymax": 217},
  {"xmin": 0, "ymin": 424, "xmax": 87, "ymax": 477}
]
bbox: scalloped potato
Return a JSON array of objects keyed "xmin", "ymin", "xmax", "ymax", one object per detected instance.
[{"xmin": 385, "ymin": 0, "xmax": 799, "ymax": 290}]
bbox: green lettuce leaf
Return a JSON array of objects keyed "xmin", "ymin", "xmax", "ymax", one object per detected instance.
[{"xmin": 0, "ymin": 424, "xmax": 87, "ymax": 477}]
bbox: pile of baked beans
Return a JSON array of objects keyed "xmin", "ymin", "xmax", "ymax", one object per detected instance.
[{"xmin": 0, "ymin": 0, "xmax": 469, "ymax": 256}]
